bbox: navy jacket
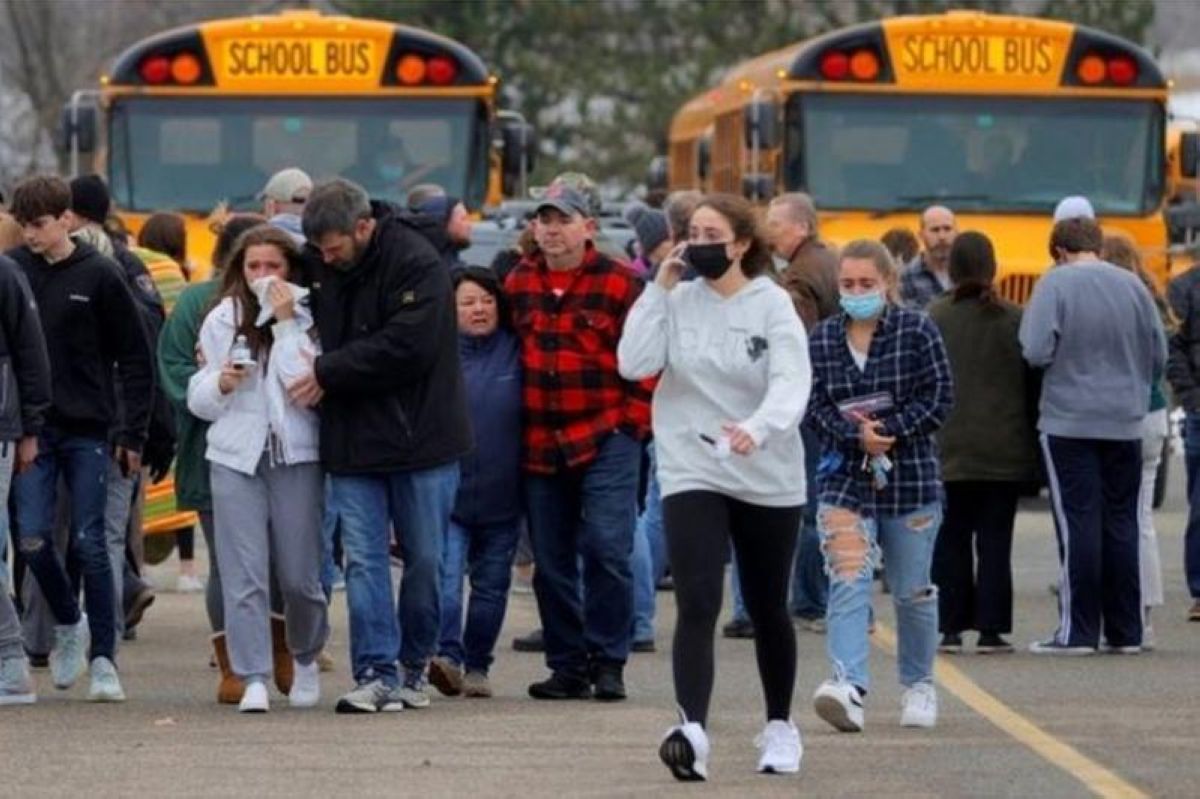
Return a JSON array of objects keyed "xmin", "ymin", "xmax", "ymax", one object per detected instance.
[{"xmin": 452, "ymin": 328, "xmax": 522, "ymax": 527}]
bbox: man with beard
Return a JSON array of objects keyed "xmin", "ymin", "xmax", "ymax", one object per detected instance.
[{"xmin": 900, "ymin": 205, "xmax": 958, "ymax": 310}]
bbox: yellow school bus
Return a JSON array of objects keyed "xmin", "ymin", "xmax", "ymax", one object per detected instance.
[
  {"xmin": 62, "ymin": 9, "xmax": 534, "ymax": 278},
  {"xmin": 663, "ymin": 10, "xmax": 1200, "ymax": 299}
]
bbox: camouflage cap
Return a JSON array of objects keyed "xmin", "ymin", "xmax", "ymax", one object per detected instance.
[{"xmin": 547, "ymin": 172, "xmax": 602, "ymax": 218}]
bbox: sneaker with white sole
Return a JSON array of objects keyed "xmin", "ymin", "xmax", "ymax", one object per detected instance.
[
  {"xmin": 87, "ymin": 657, "xmax": 126, "ymax": 703},
  {"xmin": 238, "ymin": 679, "xmax": 269, "ymax": 712},
  {"xmin": 335, "ymin": 679, "xmax": 393, "ymax": 714},
  {"xmin": 659, "ymin": 711, "xmax": 709, "ymax": 782},
  {"xmin": 813, "ymin": 679, "xmax": 865, "ymax": 733},
  {"xmin": 1028, "ymin": 639, "xmax": 1096, "ymax": 656},
  {"xmin": 176, "ymin": 574, "xmax": 205, "ymax": 593},
  {"xmin": 51, "ymin": 617, "xmax": 90, "ymax": 690},
  {"xmin": 0, "ymin": 656, "xmax": 36, "ymax": 705},
  {"xmin": 756, "ymin": 719, "xmax": 802, "ymax": 774},
  {"xmin": 289, "ymin": 659, "xmax": 320, "ymax": 708},
  {"xmin": 390, "ymin": 669, "xmax": 431, "ymax": 709},
  {"xmin": 900, "ymin": 682, "xmax": 937, "ymax": 728}
]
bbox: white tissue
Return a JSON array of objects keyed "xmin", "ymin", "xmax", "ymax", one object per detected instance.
[{"xmin": 250, "ymin": 276, "xmax": 309, "ymax": 327}]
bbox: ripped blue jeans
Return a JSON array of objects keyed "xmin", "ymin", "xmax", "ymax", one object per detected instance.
[{"xmin": 819, "ymin": 502, "xmax": 941, "ymax": 693}]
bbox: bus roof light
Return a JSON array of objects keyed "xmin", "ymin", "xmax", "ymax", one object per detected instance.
[
  {"xmin": 396, "ymin": 54, "xmax": 427, "ymax": 85},
  {"xmin": 849, "ymin": 49, "xmax": 880, "ymax": 81},
  {"xmin": 1108, "ymin": 56, "xmax": 1137, "ymax": 86},
  {"xmin": 170, "ymin": 53, "xmax": 202, "ymax": 85},
  {"xmin": 427, "ymin": 55, "xmax": 458, "ymax": 86},
  {"xmin": 819, "ymin": 51, "xmax": 850, "ymax": 81},
  {"xmin": 139, "ymin": 56, "xmax": 171, "ymax": 85},
  {"xmin": 1076, "ymin": 54, "xmax": 1107, "ymax": 85}
]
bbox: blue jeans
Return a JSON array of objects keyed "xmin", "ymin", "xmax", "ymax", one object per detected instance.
[
  {"xmin": 438, "ymin": 519, "xmax": 520, "ymax": 673},
  {"xmin": 319, "ymin": 477, "xmax": 340, "ymax": 598},
  {"xmin": 790, "ymin": 424, "xmax": 827, "ymax": 619},
  {"xmin": 13, "ymin": 430, "xmax": 115, "ymax": 661},
  {"xmin": 631, "ymin": 442, "xmax": 665, "ymax": 642},
  {"xmin": 333, "ymin": 462, "xmax": 460, "ymax": 686},
  {"xmin": 820, "ymin": 502, "xmax": 941, "ymax": 692},
  {"xmin": 1184, "ymin": 414, "xmax": 1200, "ymax": 599},
  {"xmin": 525, "ymin": 432, "xmax": 640, "ymax": 678}
]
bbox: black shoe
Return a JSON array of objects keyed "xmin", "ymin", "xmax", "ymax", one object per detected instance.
[
  {"xmin": 655, "ymin": 574, "xmax": 674, "ymax": 592},
  {"xmin": 26, "ymin": 651, "xmax": 49, "ymax": 669},
  {"xmin": 528, "ymin": 671, "xmax": 592, "ymax": 700},
  {"xmin": 976, "ymin": 633, "xmax": 1015, "ymax": 654},
  {"xmin": 938, "ymin": 633, "xmax": 963, "ymax": 654},
  {"xmin": 512, "ymin": 628, "xmax": 545, "ymax": 653},
  {"xmin": 591, "ymin": 664, "xmax": 626, "ymax": 702},
  {"xmin": 721, "ymin": 618, "xmax": 754, "ymax": 639},
  {"xmin": 124, "ymin": 587, "xmax": 155, "ymax": 629},
  {"xmin": 631, "ymin": 638, "xmax": 656, "ymax": 653},
  {"xmin": 122, "ymin": 626, "xmax": 138, "ymax": 642}
]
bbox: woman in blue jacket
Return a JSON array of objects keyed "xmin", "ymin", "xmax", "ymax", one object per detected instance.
[{"xmin": 428, "ymin": 267, "xmax": 523, "ymax": 699}]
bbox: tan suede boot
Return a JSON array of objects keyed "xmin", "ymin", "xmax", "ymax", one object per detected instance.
[
  {"xmin": 271, "ymin": 614, "xmax": 294, "ymax": 695},
  {"xmin": 211, "ymin": 633, "xmax": 244, "ymax": 705}
]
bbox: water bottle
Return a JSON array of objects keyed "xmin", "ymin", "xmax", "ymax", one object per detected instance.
[{"xmin": 230, "ymin": 334, "xmax": 254, "ymax": 368}]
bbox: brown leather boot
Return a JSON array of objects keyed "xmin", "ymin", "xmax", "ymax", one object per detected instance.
[
  {"xmin": 271, "ymin": 614, "xmax": 294, "ymax": 695},
  {"xmin": 211, "ymin": 633, "xmax": 244, "ymax": 705}
]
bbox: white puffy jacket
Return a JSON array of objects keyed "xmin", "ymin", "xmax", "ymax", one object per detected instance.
[{"xmin": 187, "ymin": 295, "xmax": 320, "ymax": 476}]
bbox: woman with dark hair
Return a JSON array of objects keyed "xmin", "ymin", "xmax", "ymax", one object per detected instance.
[
  {"xmin": 620, "ymin": 193, "xmax": 810, "ymax": 780},
  {"xmin": 187, "ymin": 224, "xmax": 327, "ymax": 713},
  {"xmin": 928, "ymin": 231, "xmax": 1037, "ymax": 656},
  {"xmin": 137, "ymin": 212, "xmax": 187, "ymax": 266},
  {"xmin": 808, "ymin": 238, "xmax": 953, "ymax": 734},
  {"xmin": 427, "ymin": 266, "xmax": 522, "ymax": 700}
]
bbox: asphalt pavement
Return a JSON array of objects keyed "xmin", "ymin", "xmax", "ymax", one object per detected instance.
[{"xmin": 2, "ymin": 459, "xmax": 1198, "ymax": 797}]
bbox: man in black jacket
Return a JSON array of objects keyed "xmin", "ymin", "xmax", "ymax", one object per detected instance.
[
  {"xmin": 1167, "ymin": 260, "xmax": 1200, "ymax": 622},
  {"xmin": 292, "ymin": 178, "xmax": 471, "ymax": 713},
  {"xmin": 7, "ymin": 175, "xmax": 153, "ymax": 703},
  {"xmin": 0, "ymin": 252, "xmax": 52, "ymax": 705}
]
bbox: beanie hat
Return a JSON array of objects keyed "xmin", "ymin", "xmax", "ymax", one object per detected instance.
[
  {"xmin": 70, "ymin": 175, "xmax": 111, "ymax": 226},
  {"xmin": 624, "ymin": 202, "xmax": 670, "ymax": 257},
  {"xmin": 415, "ymin": 195, "xmax": 462, "ymax": 225},
  {"xmin": 1052, "ymin": 195, "xmax": 1095, "ymax": 223}
]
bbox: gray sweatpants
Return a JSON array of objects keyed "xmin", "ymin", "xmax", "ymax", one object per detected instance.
[
  {"xmin": 0, "ymin": 442, "xmax": 23, "ymax": 659},
  {"xmin": 211, "ymin": 459, "xmax": 327, "ymax": 682}
]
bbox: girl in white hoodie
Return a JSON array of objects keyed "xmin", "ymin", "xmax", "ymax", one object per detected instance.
[
  {"xmin": 188, "ymin": 225, "xmax": 327, "ymax": 713},
  {"xmin": 619, "ymin": 194, "xmax": 811, "ymax": 781}
]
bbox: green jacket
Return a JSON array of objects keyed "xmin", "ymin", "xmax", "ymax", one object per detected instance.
[
  {"xmin": 156, "ymin": 281, "xmax": 217, "ymax": 511},
  {"xmin": 929, "ymin": 294, "xmax": 1039, "ymax": 483}
]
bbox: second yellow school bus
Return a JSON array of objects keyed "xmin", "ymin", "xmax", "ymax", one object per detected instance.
[{"xmin": 665, "ymin": 10, "xmax": 1196, "ymax": 299}]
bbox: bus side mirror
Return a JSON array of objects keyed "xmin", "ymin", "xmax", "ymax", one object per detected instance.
[
  {"xmin": 742, "ymin": 173, "xmax": 775, "ymax": 201},
  {"xmin": 58, "ymin": 98, "xmax": 97, "ymax": 155},
  {"xmin": 1182, "ymin": 133, "xmax": 1200, "ymax": 180},
  {"xmin": 646, "ymin": 156, "xmax": 668, "ymax": 192},
  {"xmin": 744, "ymin": 98, "xmax": 780, "ymax": 151},
  {"xmin": 498, "ymin": 117, "xmax": 536, "ymax": 197}
]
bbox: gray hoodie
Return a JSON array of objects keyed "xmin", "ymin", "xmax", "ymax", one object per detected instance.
[{"xmin": 1019, "ymin": 259, "xmax": 1165, "ymax": 440}]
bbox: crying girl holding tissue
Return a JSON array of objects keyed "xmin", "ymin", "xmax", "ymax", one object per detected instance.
[{"xmin": 187, "ymin": 225, "xmax": 328, "ymax": 713}]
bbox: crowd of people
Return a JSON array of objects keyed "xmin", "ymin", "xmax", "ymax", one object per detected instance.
[{"xmin": 0, "ymin": 163, "xmax": 1194, "ymax": 784}]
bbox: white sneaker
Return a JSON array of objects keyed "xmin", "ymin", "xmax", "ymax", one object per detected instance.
[
  {"xmin": 756, "ymin": 719, "xmax": 802, "ymax": 774},
  {"xmin": 87, "ymin": 657, "xmax": 126, "ymax": 703},
  {"xmin": 289, "ymin": 659, "xmax": 320, "ymax": 708},
  {"xmin": 176, "ymin": 574, "xmax": 205, "ymax": 593},
  {"xmin": 239, "ymin": 679, "xmax": 269, "ymax": 713},
  {"xmin": 51, "ymin": 616, "xmax": 90, "ymax": 690},
  {"xmin": 813, "ymin": 679, "xmax": 864, "ymax": 732},
  {"xmin": 0, "ymin": 656, "xmax": 37, "ymax": 705},
  {"xmin": 900, "ymin": 682, "xmax": 937, "ymax": 728},
  {"xmin": 659, "ymin": 712, "xmax": 709, "ymax": 782}
]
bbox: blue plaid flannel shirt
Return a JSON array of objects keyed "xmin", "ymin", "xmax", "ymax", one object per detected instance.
[
  {"xmin": 899, "ymin": 255, "xmax": 947, "ymax": 311},
  {"xmin": 808, "ymin": 306, "xmax": 954, "ymax": 517}
]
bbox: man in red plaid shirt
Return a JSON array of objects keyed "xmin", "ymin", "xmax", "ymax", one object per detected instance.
[{"xmin": 505, "ymin": 183, "xmax": 650, "ymax": 702}]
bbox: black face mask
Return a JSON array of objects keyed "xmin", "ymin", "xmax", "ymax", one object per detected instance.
[{"xmin": 684, "ymin": 242, "xmax": 733, "ymax": 280}]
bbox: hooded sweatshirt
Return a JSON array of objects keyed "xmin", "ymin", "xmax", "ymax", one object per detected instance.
[
  {"xmin": 8, "ymin": 240, "xmax": 154, "ymax": 449},
  {"xmin": 618, "ymin": 276, "xmax": 811, "ymax": 507}
]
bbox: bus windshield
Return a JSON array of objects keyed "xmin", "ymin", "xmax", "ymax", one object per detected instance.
[
  {"xmin": 109, "ymin": 96, "xmax": 487, "ymax": 213},
  {"xmin": 787, "ymin": 94, "xmax": 1164, "ymax": 215}
]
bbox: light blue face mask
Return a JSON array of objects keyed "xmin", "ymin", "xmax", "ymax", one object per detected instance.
[{"xmin": 839, "ymin": 290, "xmax": 885, "ymax": 320}]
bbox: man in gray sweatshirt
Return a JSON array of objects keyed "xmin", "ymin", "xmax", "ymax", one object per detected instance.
[{"xmin": 1020, "ymin": 216, "xmax": 1165, "ymax": 655}]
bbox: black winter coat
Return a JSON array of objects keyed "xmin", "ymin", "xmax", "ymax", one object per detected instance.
[
  {"xmin": 310, "ymin": 202, "xmax": 472, "ymax": 474},
  {"xmin": 0, "ymin": 254, "xmax": 51, "ymax": 441}
]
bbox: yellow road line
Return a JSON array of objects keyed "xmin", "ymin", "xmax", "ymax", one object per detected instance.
[{"xmin": 872, "ymin": 622, "xmax": 1148, "ymax": 799}]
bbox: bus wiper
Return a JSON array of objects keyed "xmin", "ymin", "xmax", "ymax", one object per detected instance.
[{"xmin": 871, "ymin": 194, "xmax": 993, "ymax": 217}]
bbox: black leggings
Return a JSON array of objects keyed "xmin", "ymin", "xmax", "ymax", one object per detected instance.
[{"xmin": 663, "ymin": 491, "xmax": 801, "ymax": 727}]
